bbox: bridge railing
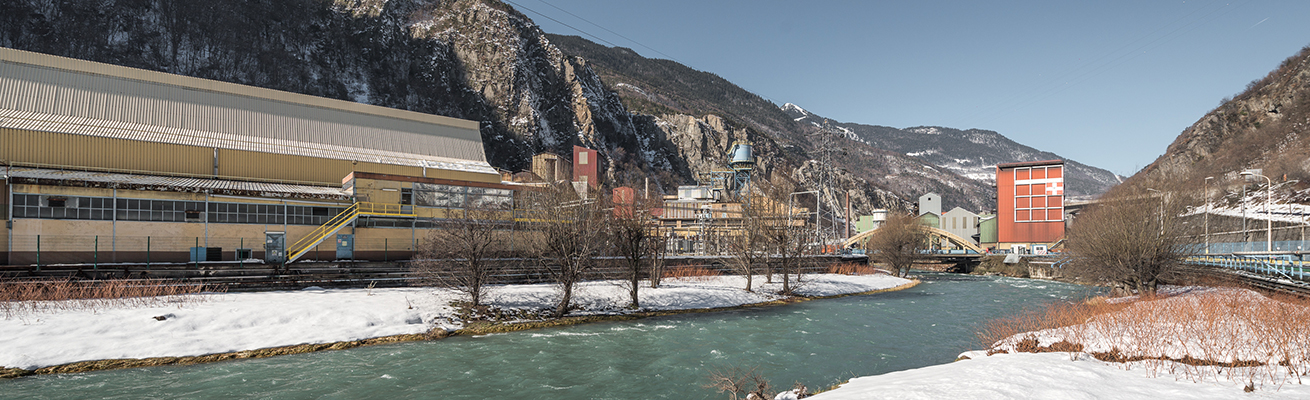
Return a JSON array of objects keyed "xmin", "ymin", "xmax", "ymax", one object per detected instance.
[
  {"xmin": 1186, "ymin": 254, "xmax": 1310, "ymax": 282},
  {"xmin": 1194, "ymin": 241, "xmax": 1310, "ymax": 254}
]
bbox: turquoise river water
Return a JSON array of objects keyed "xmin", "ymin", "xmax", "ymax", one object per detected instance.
[{"xmin": 4, "ymin": 273, "xmax": 1101, "ymax": 399}]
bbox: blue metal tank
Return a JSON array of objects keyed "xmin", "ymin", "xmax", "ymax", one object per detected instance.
[{"xmin": 729, "ymin": 142, "xmax": 754, "ymax": 171}]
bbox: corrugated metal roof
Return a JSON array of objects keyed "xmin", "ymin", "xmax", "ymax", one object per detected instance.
[
  {"xmin": 0, "ymin": 47, "xmax": 496, "ymax": 177},
  {"xmin": 6, "ymin": 167, "xmax": 351, "ymax": 200}
]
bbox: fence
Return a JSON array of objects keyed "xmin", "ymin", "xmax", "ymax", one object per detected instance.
[
  {"xmin": 1202, "ymin": 240, "xmax": 1310, "ymax": 253},
  {"xmin": 1186, "ymin": 254, "xmax": 1310, "ymax": 282},
  {"xmin": 2, "ymin": 235, "xmax": 430, "ymax": 267}
]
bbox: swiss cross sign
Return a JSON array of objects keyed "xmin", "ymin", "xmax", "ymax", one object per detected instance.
[{"xmin": 1045, "ymin": 182, "xmax": 1064, "ymax": 195}]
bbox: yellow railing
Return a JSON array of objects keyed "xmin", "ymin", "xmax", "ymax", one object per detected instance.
[
  {"xmin": 356, "ymin": 202, "xmax": 415, "ymax": 217},
  {"xmin": 286, "ymin": 202, "xmax": 415, "ymax": 262}
]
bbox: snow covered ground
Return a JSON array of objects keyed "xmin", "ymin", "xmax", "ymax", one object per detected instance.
[
  {"xmin": 0, "ymin": 273, "xmax": 910, "ymax": 370},
  {"xmin": 1193, "ymin": 182, "xmax": 1310, "ymax": 224},
  {"xmin": 813, "ymin": 286, "xmax": 1310, "ymax": 399},
  {"xmin": 809, "ymin": 352, "xmax": 1310, "ymax": 399}
]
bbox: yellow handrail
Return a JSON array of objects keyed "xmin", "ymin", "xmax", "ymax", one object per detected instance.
[
  {"xmin": 357, "ymin": 202, "xmax": 415, "ymax": 217},
  {"xmin": 287, "ymin": 203, "xmax": 360, "ymax": 262},
  {"xmin": 285, "ymin": 202, "xmax": 418, "ymax": 262}
]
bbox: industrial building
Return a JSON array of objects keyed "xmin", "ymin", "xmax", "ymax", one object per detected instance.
[
  {"xmin": 854, "ymin": 210, "xmax": 888, "ymax": 234},
  {"xmin": 941, "ymin": 207, "xmax": 980, "ymax": 245},
  {"xmin": 992, "ymin": 160, "xmax": 1065, "ymax": 253},
  {"xmin": 0, "ymin": 47, "xmax": 514, "ymax": 265}
]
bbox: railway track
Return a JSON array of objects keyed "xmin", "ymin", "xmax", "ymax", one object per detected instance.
[{"xmin": 1179, "ymin": 264, "xmax": 1310, "ymax": 297}]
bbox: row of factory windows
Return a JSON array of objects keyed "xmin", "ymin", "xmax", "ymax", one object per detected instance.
[
  {"xmin": 9, "ymin": 194, "xmax": 347, "ymax": 226},
  {"xmin": 8, "ymin": 194, "xmax": 474, "ymax": 229},
  {"xmin": 402, "ymin": 183, "xmax": 514, "ymax": 210}
]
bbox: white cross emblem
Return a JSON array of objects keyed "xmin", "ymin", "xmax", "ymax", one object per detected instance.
[{"xmin": 1045, "ymin": 182, "xmax": 1063, "ymax": 195}]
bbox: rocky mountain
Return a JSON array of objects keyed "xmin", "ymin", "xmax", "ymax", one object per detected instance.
[
  {"xmin": 1133, "ymin": 45, "xmax": 1310, "ymax": 188},
  {"xmin": 0, "ymin": 0, "xmax": 688, "ymax": 178},
  {"xmin": 0, "ymin": 0, "xmax": 1001, "ymax": 214},
  {"xmin": 782, "ymin": 104, "xmax": 1123, "ymax": 200},
  {"xmin": 545, "ymin": 34, "xmax": 998, "ymax": 212}
]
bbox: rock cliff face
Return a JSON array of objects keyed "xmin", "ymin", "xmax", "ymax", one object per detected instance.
[
  {"xmin": 0, "ymin": 0, "xmax": 682, "ymax": 178},
  {"xmin": 546, "ymin": 34, "xmax": 994, "ymax": 212},
  {"xmin": 1134, "ymin": 45, "xmax": 1310, "ymax": 185}
]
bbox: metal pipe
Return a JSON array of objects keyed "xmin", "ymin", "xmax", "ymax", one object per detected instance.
[
  {"xmin": 6, "ymin": 163, "xmax": 12, "ymax": 266},
  {"xmin": 204, "ymin": 192, "xmax": 210, "ymax": 247},
  {"xmin": 111, "ymin": 188, "xmax": 117, "ymax": 262}
]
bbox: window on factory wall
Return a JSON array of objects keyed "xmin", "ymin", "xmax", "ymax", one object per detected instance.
[
  {"xmin": 1013, "ymin": 166, "xmax": 1064, "ymax": 222},
  {"xmin": 12, "ymin": 192, "xmax": 351, "ymax": 225},
  {"xmin": 412, "ymin": 183, "xmax": 513, "ymax": 210}
]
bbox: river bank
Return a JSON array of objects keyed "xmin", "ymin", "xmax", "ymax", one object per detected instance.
[
  {"xmin": 812, "ymin": 285, "xmax": 1310, "ymax": 399},
  {"xmin": 1, "ymin": 273, "xmax": 914, "ymax": 378}
]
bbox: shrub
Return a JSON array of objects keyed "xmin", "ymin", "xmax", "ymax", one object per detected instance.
[
  {"xmin": 1, "ymin": 278, "xmax": 224, "ymax": 319},
  {"xmin": 666, "ymin": 266, "xmax": 721, "ymax": 281}
]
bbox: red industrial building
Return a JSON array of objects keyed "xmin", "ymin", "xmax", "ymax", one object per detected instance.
[
  {"xmin": 573, "ymin": 145, "xmax": 599, "ymax": 189},
  {"xmin": 995, "ymin": 160, "xmax": 1065, "ymax": 253}
]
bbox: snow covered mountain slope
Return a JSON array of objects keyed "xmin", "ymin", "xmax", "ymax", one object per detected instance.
[{"xmin": 784, "ymin": 103, "xmax": 1123, "ymax": 199}]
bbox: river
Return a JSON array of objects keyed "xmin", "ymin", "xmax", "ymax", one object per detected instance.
[{"xmin": 4, "ymin": 273, "xmax": 1100, "ymax": 399}]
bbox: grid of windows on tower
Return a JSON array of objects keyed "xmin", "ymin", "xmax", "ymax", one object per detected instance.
[{"xmin": 1011, "ymin": 165, "xmax": 1064, "ymax": 222}]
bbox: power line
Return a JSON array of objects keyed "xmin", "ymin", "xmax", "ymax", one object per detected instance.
[
  {"xmin": 534, "ymin": 0, "xmax": 688, "ymax": 65},
  {"xmin": 502, "ymin": 0, "xmax": 624, "ymax": 49},
  {"xmin": 504, "ymin": 0, "xmax": 690, "ymax": 67}
]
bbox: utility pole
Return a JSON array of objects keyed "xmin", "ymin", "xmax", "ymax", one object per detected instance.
[
  {"xmin": 1146, "ymin": 188, "xmax": 1164, "ymax": 237},
  {"xmin": 813, "ymin": 121, "xmax": 841, "ymax": 252},
  {"xmin": 1241, "ymin": 170, "xmax": 1272, "ymax": 252},
  {"xmin": 1204, "ymin": 176, "xmax": 1213, "ymax": 254}
]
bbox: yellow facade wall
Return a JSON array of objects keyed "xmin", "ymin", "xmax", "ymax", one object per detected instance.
[{"xmin": 2, "ymin": 128, "xmax": 213, "ymax": 177}]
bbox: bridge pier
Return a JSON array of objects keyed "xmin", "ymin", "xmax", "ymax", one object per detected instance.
[{"xmin": 944, "ymin": 259, "xmax": 980, "ymax": 273}]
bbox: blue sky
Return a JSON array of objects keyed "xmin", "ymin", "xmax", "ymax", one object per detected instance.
[{"xmin": 513, "ymin": 0, "xmax": 1310, "ymax": 177}]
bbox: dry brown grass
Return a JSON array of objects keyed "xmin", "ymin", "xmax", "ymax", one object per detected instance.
[
  {"xmin": 1, "ymin": 278, "xmax": 225, "ymax": 319},
  {"xmin": 826, "ymin": 263, "xmax": 885, "ymax": 275},
  {"xmin": 977, "ymin": 297, "xmax": 1128, "ymax": 353},
  {"xmin": 665, "ymin": 266, "xmax": 721, "ymax": 282},
  {"xmin": 981, "ymin": 287, "xmax": 1310, "ymax": 387}
]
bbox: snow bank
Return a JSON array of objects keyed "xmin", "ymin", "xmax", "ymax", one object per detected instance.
[
  {"xmin": 815, "ymin": 286, "xmax": 1310, "ymax": 398},
  {"xmin": 810, "ymin": 352, "xmax": 1310, "ymax": 399},
  {"xmin": 0, "ymin": 273, "xmax": 911, "ymax": 370}
]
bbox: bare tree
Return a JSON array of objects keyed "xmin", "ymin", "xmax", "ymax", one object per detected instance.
[
  {"xmin": 1066, "ymin": 183, "xmax": 1198, "ymax": 295},
  {"xmin": 762, "ymin": 181, "xmax": 811, "ymax": 295},
  {"xmin": 648, "ymin": 224, "xmax": 669, "ymax": 289},
  {"xmin": 725, "ymin": 194, "xmax": 771, "ymax": 292},
  {"xmin": 704, "ymin": 366, "xmax": 775, "ymax": 400},
  {"xmin": 526, "ymin": 185, "xmax": 607, "ymax": 318},
  {"xmin": 609, "ymin": 191, "xmax": 660, "ymax": 308},
  {"xmin": 414, "ymin": 205, "xmax": 508, "ymax": 306},
  {"xmin": 867, "ymin": 212, "xmax": 930, "ymax": 277}
]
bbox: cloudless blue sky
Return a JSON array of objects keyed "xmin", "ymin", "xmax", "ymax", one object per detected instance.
[{"xmin": 514, "ymin": 0, "xmax": 1310, "ymax": 177}]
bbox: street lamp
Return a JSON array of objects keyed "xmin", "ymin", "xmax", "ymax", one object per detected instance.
[
  {"xmin": 1241, "ymin": 170, "xmax": 1272, "ymax": 252},
  {"xmin": 1205, "ymin": 177, "xmax": 1214, "ymax": 254},
  {"xmin": 1146, "ymin": 188, "xmax": 1164, "ymax": 237}
]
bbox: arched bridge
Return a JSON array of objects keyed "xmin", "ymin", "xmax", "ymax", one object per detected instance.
[{"xmin": 843, "ymin": 225, "xmax": 985, "ymax": 256}]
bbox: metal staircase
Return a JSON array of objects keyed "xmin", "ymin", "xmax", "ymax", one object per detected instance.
[{"xmin": 286, "ymin": 202, "xmax": 415, "ymax": 263}]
